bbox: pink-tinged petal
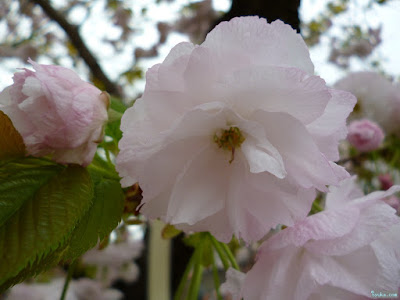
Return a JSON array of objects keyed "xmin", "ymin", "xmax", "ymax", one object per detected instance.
[
  {"xmin": 306, "ymin": 202, "xmax": 398, "ymax": 256},
  {"xmin": 371, "ymin": 223, "xmax": 400, "ymax": 290},
  {"xmin": 266, "ymin": 207, "xmax": 360, "ymax": 250},
  {"xmin": 157, "ymin": 42, "xmax": 195, "ymax": 92},
  {"xmin": 229, "ymin": 159, "xmax": 314, "ymax": 241},
  {"xmin": 347, "ymin": 119, "xmax": 385, "ymax": 152},
  {"xmin": 334, "ymin": 71, "xmax": 400, "ymax": 134},
  {"xmin": 225, "ymin": 158, "xmax": 282, "ymax": 242},
  {"xmin": 220, "ymin": 268, "xmax": 246, "ymax": 300},
  {"xmin": 307, "ymin": 89, "xmax": 357, "ymax": 161},
  {"xmin": 203, "ymin": 17, "xmax": 314, "ymax": 74},
  {"xmin": 241, "ymin": 181, "xmax": 400, "ymax": 299},
  {"xmin": 167, "ymin": 145, "xmax": 227, "ymax": 224},
  {"xmin": 243, "ymin": 246, "xmax": 307, "ymax": 300},
  {"xmin": 241, "ymin": 138, "xmax": 285, "ymax": 177},
  {"xmin": 223, "ymin": 66, "xmax": 329, "ymax": 124},
  {"xmin": 175, "ymin": 209, "xmax": 233, "ymax": 243},
  {"xmin": 183, "ymin": 46, "xmax": 217, "ymax": 93},
  {"xmin": 252, "ymin": 110, "xmax": 344, "ymax": 190},
  {"xmin": 325, "ymin": 176, "xmax": 364, "ymax": 209},
  {"xmin": 0, "ymin": 60, "xmax": 108, "ymax": 166},
  {"xmin": 137, "ymin": 137, "xmax": 207, "ymax": 200}
]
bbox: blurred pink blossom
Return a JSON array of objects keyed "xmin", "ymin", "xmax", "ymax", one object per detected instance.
[
  {"xmin": 6, "ymin": 278, "xmax": 123, "ymax": 300},
  {"xmin": 0, "ymin": 59, "xmax": 109, "ymax": 166},
  {"xmin": 238, "ymin": 177, "xmax": 400, "ymax": 299},
  {"xmin": 347, "ymin": 119, "xmax": 384, "ymax": 152},
  {"xmin": 116, "ymin": 17, "xmax": 355, "ymax": 243},
  {"xmin": 82, "ymin": 239, "xmax": 143, "ymax": 286},
  {"xmin": 378, "ymin": 173, "xmax": 393, "ymax": 190},
  {"xmin": 334, "ymin": 72, "xmax": 400, "ymax": 134}
]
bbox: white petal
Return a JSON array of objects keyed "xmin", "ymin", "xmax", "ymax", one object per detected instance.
[
  {"xmin": 241, "ymin": 138, "xmax": 286, "ymax": 178},
  {"xmin": 223, "ymin": 66, "xmax": 329, "ymax": 124},
  {"xmin": 167, "ymin": 145, "xmax": 228, "ymax": 224},
  {"xmin": 203, "ymin": 17, "xmax": 314, "ymax": 74},
  {"xmin": 325, "ymin": 176, "xmax": 364, "ymax": 210},
  {"xmin": 252, "ymin": 110, "xmax": 344, "ymax": 190},
  {"xmin": 307, "ymin": 89, "xmax": 356, "ymax": 161}
]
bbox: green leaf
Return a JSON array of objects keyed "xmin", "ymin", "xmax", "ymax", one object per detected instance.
[
  {"xmin": 0, "ymin": 158, "xmax": 63, "ymax": 228},
  {"xmin": 0, "ymin": 159, "xmax": 93, "ymax": 291},
  {"xmin": 0, "ymin": 244, "xmax": 67, "ymax": 292},
  {"xmin": 62, "ymin": 170, "xmax": 124, "ymax": 261}
]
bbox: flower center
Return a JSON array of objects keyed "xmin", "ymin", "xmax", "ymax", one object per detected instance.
[{"xmin": 213, "ymin": 126, "xmax": 245, "ymax": 163}]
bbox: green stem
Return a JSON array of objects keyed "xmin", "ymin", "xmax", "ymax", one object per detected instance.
[
  {"xmin": 390, "ymin": 149, "xmax": 400, "ymax": 167},
  {"xmin": 187, "ymin": 245, "xmax": 204, "ymax": 300},
  {"xmin": 220, "ymin": 242, "xmax": 239, "ymax": 270},
  {"xmin": 174, "ymin": 250, "xmax": 196, "ymax": 300},
  {"xmin": 208, "ymin": 234, "xmax": 230, "ymax": 270},
  {"xmin": 107, "ymin": 108, "xmax": 123, "ymax": 123},
  {"xmin": 60, "ymin": 260, "xmax": 76, "ymax": 300},
  {"xmin": 87, "ymin": 163, "xmax": 120, "ymax": 180},
  {"xmin": 210, "ymin": 248, "xmax": 223, "ymax": 300}
]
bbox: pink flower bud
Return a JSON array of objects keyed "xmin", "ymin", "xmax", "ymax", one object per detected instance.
[
  {"xmin": 347, "ymin": 119, "xmax": 384, "ymax": 152},
  {"xmin": 0, "ymin": 59, "xmax": 109, "ymax": 166},
  {"xmin": 378, "ymin": 174, "xmax": 393, "ymax": 190}
]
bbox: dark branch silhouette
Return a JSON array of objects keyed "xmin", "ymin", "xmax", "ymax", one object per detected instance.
[
  {"xmin": 211, "ymin": 0, "xmax": 301, "ymax": 33},
  {"xmin": 30, "ymin": 0, "xmax": 123, "ymax": 98}
]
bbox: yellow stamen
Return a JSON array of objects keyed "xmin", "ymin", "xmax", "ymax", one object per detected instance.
[{"xmin": 214, "ymin": 126, "xmax": 245, "ymax": 163}]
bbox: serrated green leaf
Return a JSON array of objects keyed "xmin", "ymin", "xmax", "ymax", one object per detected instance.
[
  {"xmin": 0, "ymin": 158, "xmax": 64, "ymax": 228},
  {"xmin": 105, "ymin": 97, "xmax": 128, "ymax": 143},
  {"xmin": 0, "ymin": 244, "xmax": 67, "ymax": 292},
  {"xmin": 0, "ymin": 160, "xmax": 93, "ymax": 291},
  {"xmin": 62, "ymin": 172, "xmax": 124, "ymax": 261},
  {"xmin": 0, "ymin": 111, "xmax": 25, "ymax": 159}
]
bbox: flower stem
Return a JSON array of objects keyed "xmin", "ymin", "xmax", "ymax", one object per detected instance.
[
  {"xmin": 60, "ymin": 260, "xmax": 76, "ymax": 300},
  {"xmin": 210, "ymin": 248, "xmax": 223, "ymax": 300},
  {"xmin": 174, "ymin": 248, "xmax": 197, "ymax": 300},
  {"xmin": 87, "ymin": 163, "xmax": 120, "ymax": 181},
  {"xmin": 220, "ymin": 242, "xmax": 239, "ymax": 270},
  {"xmin": 208, "ymin": 234, "xmax": 230, "ymax": 270},
  {"xmin": 187, "ymin": 244, "xmax": 204, "ymax": 300}
]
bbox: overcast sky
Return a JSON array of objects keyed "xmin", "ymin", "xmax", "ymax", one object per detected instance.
[{"xmin": 0, "ymin": 0, "xmax": 399, "ymax": 94}]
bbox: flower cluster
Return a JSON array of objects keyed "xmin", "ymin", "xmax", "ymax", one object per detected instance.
[
  {"xmin": 2, "ymin": 15, "xmax": 400, "ymax": 300},
  {"xmin": 222, "ymin": 177, "xmax": 400, "ymax": 299}
]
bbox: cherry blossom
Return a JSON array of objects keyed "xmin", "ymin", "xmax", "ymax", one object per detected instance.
[
  {"xmin": 116, "ymin": 16, "xmax": 356, "ymax": 243},
  {"xmin": 347, "ymin": 119, "xmax": 384, "ymax": 152},
  {"xmin": 334, "ymin": 71, "xmax": 400, "ymax": 134},
  {"xmin": 240, "ymin": 177, "xmax": 400, "ymax": 299},
  {"xmin": 0, "ymin": 59, "xmax": 109, "ymax": 166}
]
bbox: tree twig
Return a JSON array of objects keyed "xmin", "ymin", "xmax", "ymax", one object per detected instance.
[{"xmin": 30, "ymin": 0, "xmax": 123, "ymax": 98}]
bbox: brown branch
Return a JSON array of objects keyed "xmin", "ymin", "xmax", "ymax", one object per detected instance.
[
  {"xmin": 30, "ymin": 0, "xmax": 123, "ymax": 98},
  {"xmin": 337, "ymin": 147, "xmax": 390, "ymax": 166}
]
